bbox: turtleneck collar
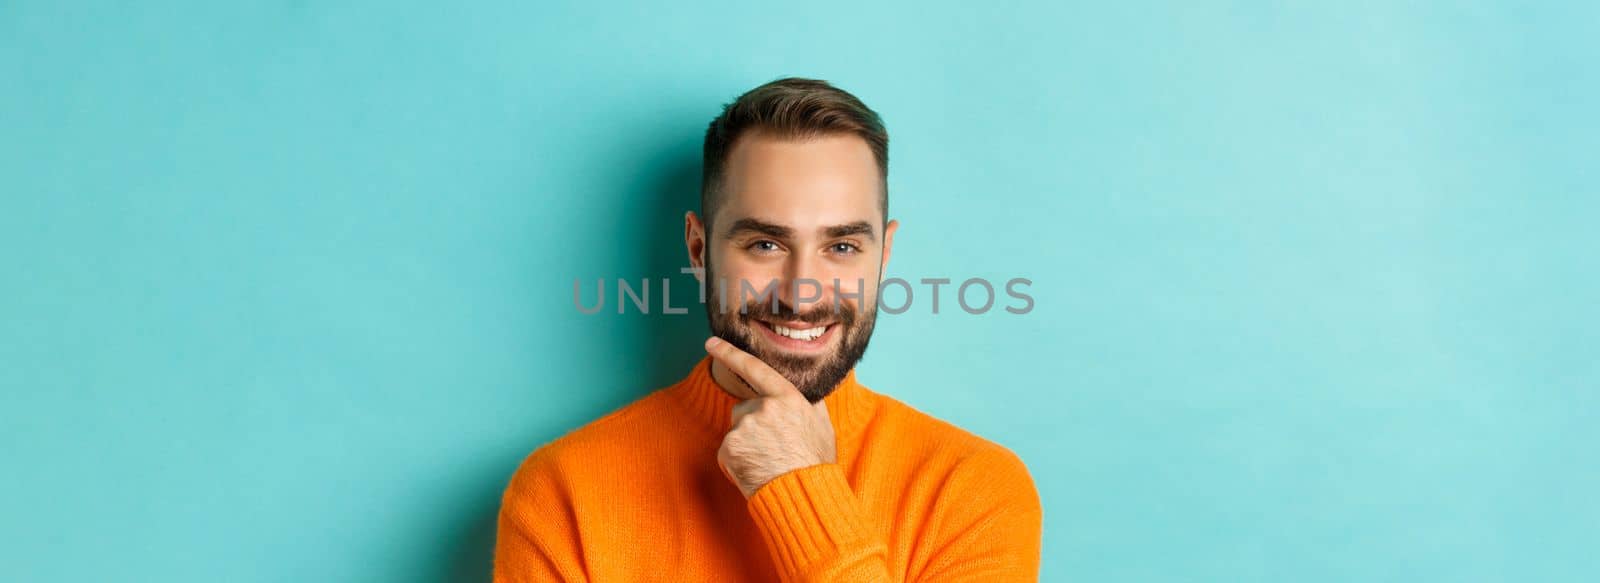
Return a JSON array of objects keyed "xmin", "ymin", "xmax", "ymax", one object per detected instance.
[{"xmin": 669, "ymin": 356, "xmax": 877, "ymax": 439}]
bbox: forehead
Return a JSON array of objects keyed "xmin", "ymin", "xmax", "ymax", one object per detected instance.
[{"xmin": 717, "ymin": 132, "xmax": 881, "ymax": 233}]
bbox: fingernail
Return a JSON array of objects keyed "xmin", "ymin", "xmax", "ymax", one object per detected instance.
[{"xmin": 705, "ymin": 337, "xmax": 722, "ymax": 348}]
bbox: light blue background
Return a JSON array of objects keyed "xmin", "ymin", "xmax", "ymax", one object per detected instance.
[{"xmin": 3, "ymin": 1, "xmax": 1595, "ymax": 581}]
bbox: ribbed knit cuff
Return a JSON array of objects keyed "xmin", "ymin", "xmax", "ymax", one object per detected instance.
[{"xmin": 746, "ymin": 463, "xmax": 876, "ymax": 580}]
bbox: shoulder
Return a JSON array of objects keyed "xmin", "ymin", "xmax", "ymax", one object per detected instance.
[
  {"xmin": 867, "ymin": 391, "xmax": 1043, "ymax": 543},
  {"xmin": 503, "ymin": 388, "xmax": 678, "ymax": 494},
  {"xmin": 870, "ymin": 391, "xmax": 1038, "ymax": 492}
]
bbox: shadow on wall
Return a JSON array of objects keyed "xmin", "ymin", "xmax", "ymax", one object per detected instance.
[{"xmin": 437, "ymin": 127, "xmax": 711, "ymax": 582}]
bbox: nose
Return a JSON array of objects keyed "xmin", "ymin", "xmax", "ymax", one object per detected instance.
[{"xmin": 779, "ymin": 253, "xmax": 830, "ymax": 313}]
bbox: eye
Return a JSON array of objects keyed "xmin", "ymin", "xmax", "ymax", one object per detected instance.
[
  {"xmin": 830, "ymin": 242, "xmax": 861, "ymax": 255},
  {"xmin": 747, "ymin": 240, "xmax": 782, "ymax": 254}
]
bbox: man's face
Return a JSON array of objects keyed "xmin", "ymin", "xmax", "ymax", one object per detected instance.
[{"xmin": 688, "ymin": 132, "xmax": 898, "ymax": 402}]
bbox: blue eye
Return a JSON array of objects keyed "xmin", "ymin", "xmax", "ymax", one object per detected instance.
[{"xmin": 748, "ymin": 240, "xmax": 781, "ymax": 253}]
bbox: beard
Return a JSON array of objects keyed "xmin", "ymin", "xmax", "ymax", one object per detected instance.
[{"xmin": 703, "ymin": 259, "xmax": 879, "ymax": 403}]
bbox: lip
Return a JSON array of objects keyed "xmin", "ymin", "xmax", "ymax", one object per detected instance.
[{"xmin": 752, "ymin": 319, "xmax": 837, "ymax": 354}]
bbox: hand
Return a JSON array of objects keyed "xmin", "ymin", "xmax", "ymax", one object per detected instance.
[{"xmin": 705, "ymin": 336, "xmax": 838, "ymax": 498}]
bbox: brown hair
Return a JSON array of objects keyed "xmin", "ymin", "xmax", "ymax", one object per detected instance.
[{"xmin": 700, "ymin": 77, "xmax": 888, "ymax": 230}]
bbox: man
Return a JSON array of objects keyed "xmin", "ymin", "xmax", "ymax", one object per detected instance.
[{"xmin": 494, "ymin": 78, "xmax": 1041, "ymax": 582}]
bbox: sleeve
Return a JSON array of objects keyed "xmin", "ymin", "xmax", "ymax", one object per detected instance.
[
  {"xmin": 493, "ymin": 455, "xmax": 590, "ymax": 583},
  {"xmin": 747, "ymin": 463, "xmax": 894, "ymax": 582},
  {"xmin": 746, "ymin": 450, "xmax": 1042, "ymax": 582}
]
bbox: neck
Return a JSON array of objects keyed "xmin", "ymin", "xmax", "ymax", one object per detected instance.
[{"xmin": 670, "ymin": 356, "xmax": 877, "ymax": 438}]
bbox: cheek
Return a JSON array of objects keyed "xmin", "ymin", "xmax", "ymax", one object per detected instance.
[
  {"xmin": 713, "ymin": 256, "xmax": 783, "ymax": 294},
  {"xmin": 825, "ymin": 268, "xmax": 881, "ymax": 308}
]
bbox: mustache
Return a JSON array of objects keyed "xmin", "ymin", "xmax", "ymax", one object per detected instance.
[{"xmin": 730, "ymin": 299, "xmax": 858, "ymax": 326}]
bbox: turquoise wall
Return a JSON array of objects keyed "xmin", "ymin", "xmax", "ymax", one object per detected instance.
[{"xmin": 3, "ymin": 1, "xmax": 1595, "ymax": 581}]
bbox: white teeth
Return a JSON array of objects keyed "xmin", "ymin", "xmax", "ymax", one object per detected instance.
[{"xmin": 772, "ymin": 324, "xmax": 826, "ymax": 341}]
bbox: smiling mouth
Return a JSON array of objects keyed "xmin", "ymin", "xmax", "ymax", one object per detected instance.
[{"xmin": 752, "ymin": 319, "xmax": 837, "ymax": 349}]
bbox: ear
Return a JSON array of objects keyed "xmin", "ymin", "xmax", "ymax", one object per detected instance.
[
  {"xmin": 685, "ymin": 211, "xmax": 707, "ymax": 283},
  {"xmin": 880, "ymin": 218, "xmax": 899, "ymax": 271}
]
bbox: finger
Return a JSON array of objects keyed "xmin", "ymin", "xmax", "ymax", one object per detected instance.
[
  {"xmin": 704, "ymin": 337, "xmax": 798, "ymax": 399},
  {"xmin": 813, "ymin": 398, "xmax": 831, "ymax": 422}
]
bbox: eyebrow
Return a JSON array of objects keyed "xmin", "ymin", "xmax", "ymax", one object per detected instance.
[
  {"xmin": 726, "ymin": 218, "xmax": 877, "ymax": 242},
  {"xmin": 825, "ymin": 221, "xmax": 876, "ymax": 242},
  {"xmin": 727, "ymin": 218, "xmax": 792, "ymax": 239}
]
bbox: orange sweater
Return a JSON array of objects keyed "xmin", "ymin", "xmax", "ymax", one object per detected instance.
[{"xmin": 493, "ymin": 357, "xmax": 1042, "ymax": 582}]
